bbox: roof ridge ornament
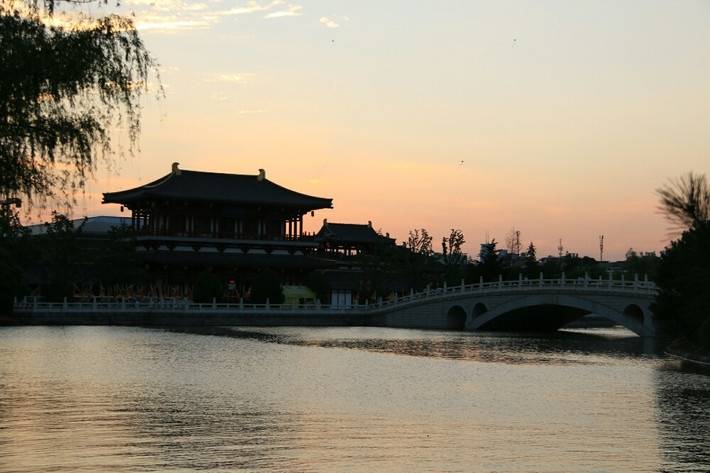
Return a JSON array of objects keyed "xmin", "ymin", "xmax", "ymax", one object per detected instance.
[
  {"xmin": 257, "ymin": 168, "xmax": 266, "ymax": 181},
  {"xmin": 172, "ymin": 162, "xmax": 181, "ymax": 175}
]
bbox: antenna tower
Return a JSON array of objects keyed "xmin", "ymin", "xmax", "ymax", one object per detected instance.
[
  {"xmin": 557, "ymin": 238, "xmax": 564, "ymax": 259},
  {"xmin": 514, "ymin": 230, "xmax": 521, "ymax": 256}
]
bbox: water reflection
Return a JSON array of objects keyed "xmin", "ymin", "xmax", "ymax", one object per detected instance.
[
  {"xmin": 653, "ymin": 365, "xmax": 710, "ymax": 472},
  {"xmin": 0, "ymin": 326, "xmax": 709, "ymax": 473},
  {"xmin": 172, "ymin": 325, "xmax": 663, "ymax": 366}
]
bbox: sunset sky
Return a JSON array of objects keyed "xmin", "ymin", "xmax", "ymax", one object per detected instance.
[{"xmin": 67, "ymin": 0, "xmax": 709, "ymax": 260}]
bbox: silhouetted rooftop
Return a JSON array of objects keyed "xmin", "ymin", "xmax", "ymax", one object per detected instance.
[
  {"xmin": 103, "ymin": 166, "xmax": 333, "ymax": 210},
  {"xmin": 316, "ymin": 221, "xmax": 393, "ymax": 244}
]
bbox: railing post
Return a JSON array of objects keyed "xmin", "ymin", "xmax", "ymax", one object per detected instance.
[
  {"xmin": 518, "ymin": 273, "xmax": 523, "ymax": 287},
  {"xmin": 479, "ymin": 276, "xmax": 483, "ymax": 291},
  {"xmin": 608, "ymin": 272, "xmax": 613, "ymax": 289},
  {"xmin": 63, "ymin": 297, "xmax": 68, "ymax": 311},
  {"xmin": 634, "ymin": 273, "xmax": 639, "ymax": 291},
  {"xmin": 93, "ymin": 296, "xmax": 97, "ymax": 310},
  {"xmin": 621, "ymin": 274, "xmax": 625, "ymax": 287},
  {"xmin": 212, "ymin": 297, "xmax": 216, "ymax": 309},
  {"xmin": 33, "ymin": 296, "xmax": 38, "ymax": 310},
  {"xmin": 266, "ymin": 298, "xmax": 270, "ymax": 310},
  {"xmin": 121, "ymin": 297, "xmax": 126, "ymax": 311},
  {"xmin": 378, "ymin": 297, "xmax": 382, "ymax": 307},
  {"xmin": 584, "ymin": 273, "xmax": 589, "ymax": 287},
  {"xmin": 498, "ymin": 274, "xmax": 503, "ymax": 289},
  {"xmin": 239, "ymin": 297, "xmax": 244, "ymax": 310},
  {"xmin": 410, "ymin": 288, "xmax": 414, "ymax": 297},
  {"xmin": 365, "ymin": 300, "xmax": 368, "ymax": 311},
  {"xmin": 539, "ymin": 272, "xmax": 544, "ymax": 287},
  {"xmin": 561, "ymin": 272, "xmax": 566, "ymax": 286},
  {"xmin": 444, "ymin": 281, "xmax": 447, "ymax": 290}
]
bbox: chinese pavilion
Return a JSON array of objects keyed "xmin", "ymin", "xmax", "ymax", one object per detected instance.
[{"xmin": 102, "ymin": 163, "xmax": 333, "ymax": 267}]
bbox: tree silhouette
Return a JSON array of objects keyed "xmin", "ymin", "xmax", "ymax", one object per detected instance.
[
  {"xmin": 656, "ymin": 172, "xmax": 710, "ymax": 233},
  {"xmin": 654, "ymin": 172, "xmax": 710, "ymax": 350},
  {"xmin": 441, "ymin": 228, "xmax": 466, "ymax": 266},
  {"xmin": 0, "ymin": 0, "xmax": 158, "ymax": 206},
  {"xmin": 523, "ymin": 241, "xmax": 540, "ymax": 278},
  {"xmin": 407, "ymin": 228, "xmax": 433, "ymax": 256}
]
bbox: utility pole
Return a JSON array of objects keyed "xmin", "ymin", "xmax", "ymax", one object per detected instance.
[
  {"xmin": 557, "ymin": 238, "xmax": 564, "ymax": 259},
  {"xmin": 599, "ymin": 235, "xmax": 604, "ymax": 262}
]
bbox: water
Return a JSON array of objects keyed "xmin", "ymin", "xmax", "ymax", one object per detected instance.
[{"xmin": 0, "ymin": 326, "xmax": 708, "ymax": 473}]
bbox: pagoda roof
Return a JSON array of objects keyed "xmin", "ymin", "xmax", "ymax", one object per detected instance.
[
  {"xmin": 102, "ymin": 166, "xmax": 332, "ymax": 210},
  {"xmin": 316, "ymin": 221, "xmax": 394, "ymax": 245}
]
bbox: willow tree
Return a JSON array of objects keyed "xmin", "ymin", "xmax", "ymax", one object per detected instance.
[
  {"xmin": 0, "ymin": 0, "xmax": 156, "ymax": 313},
  {"xmin": 0, "ymin": 0, "xmax": 158, "ymax": 206}
]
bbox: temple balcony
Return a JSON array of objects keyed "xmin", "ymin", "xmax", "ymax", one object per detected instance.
[{"xmin": 134, "ymin": 231, "xmax": 321, "ymax": 255}]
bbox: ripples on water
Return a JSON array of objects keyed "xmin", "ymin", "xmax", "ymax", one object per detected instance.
[{"xmin": 0, "ymin": 326, "xmax": 708, "ymax": 473}]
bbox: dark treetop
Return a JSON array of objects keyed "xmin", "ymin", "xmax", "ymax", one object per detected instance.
[{"xmin": 102, "ymin": 167, "xmax": 333, "ymax": 210}]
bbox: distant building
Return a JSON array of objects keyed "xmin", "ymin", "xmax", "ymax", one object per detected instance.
[{"xmin": 27, "ymin": 216, "xmax": 132, "ymax": 236}]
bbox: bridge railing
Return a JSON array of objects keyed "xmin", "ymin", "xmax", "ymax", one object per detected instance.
[
  {"xmin": 12, "ymin": 297, "xmax": 370, "ymax": 314},
  {"xmin": 365, "ymin": 275, "xmax": 656, "ymax": 311},
  {"xmin": 13, "ymin": 275, "xmax": 656, "ymax": 315}
]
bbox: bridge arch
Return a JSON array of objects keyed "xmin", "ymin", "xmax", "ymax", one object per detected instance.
[
  {"xmin": 472, "ymin": 302, "xmax": 488, "ymax": 318},
  {"xmin": 467, "ymin": 294, "xmax": 652, "ymax": 336},
  {"xmin": 623, "ymin": 304, "xmax": 644, "ymax": 323},
  {"xmin": 446, "ymin": 305, "xmax": 468, "ymax": 330}
]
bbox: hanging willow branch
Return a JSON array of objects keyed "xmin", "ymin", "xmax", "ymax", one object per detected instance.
[{"xmin": 0, "ymin": 0, "xmax": 160, "ymax": 207}]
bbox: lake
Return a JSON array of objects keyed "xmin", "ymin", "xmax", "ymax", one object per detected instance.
[{"xmin": 0, "ymin": 326, "xmax": 708, "ymax": 472}]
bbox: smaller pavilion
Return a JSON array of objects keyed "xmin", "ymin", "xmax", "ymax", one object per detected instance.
[{"xmin": 315, "ymin": 220, "xmax": 395, "ymax": 256}]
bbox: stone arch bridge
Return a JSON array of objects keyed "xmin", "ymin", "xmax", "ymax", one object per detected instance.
[
  {"xmin": 368, "ymin": 276, "xmax": 657, "ymax": 336},
  {"xmin": 13, "ymin": 277, "xmax": 658, "ymax": 336}
]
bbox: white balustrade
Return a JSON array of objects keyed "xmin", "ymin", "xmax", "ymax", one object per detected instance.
[{"xmin": 13, "ymin": 276, "xmax": 657, "ymax": 315}]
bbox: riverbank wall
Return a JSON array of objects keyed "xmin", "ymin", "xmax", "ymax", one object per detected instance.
[
  {"xmin": 1, "ymin": 309, "xmax": 649, "ymax": 333},
  {"xmin": 2, "ymin": 310, "xmax": 368, "ymax": 327}
]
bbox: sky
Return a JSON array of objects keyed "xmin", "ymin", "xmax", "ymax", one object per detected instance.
[{"xmin": 61, "ymin": 0, "xmax": 710, "ymax": 260}]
